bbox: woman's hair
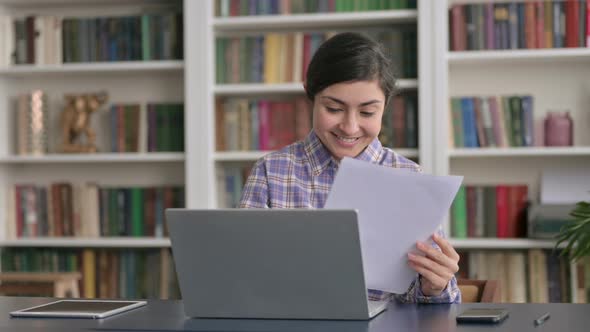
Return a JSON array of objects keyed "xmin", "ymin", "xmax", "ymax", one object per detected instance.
[{"xmin": 304, "ymin": 32, "xmax": 397, "ymax": 105}]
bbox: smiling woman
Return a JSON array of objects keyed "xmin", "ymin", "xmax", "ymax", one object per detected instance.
[
  {"xmin": 239, "ymin": 32, "xmax": 461, "ymax": 305},
  {"xmin": 313, "ymin": 80, "xmax": 385, "ymax": 160}
]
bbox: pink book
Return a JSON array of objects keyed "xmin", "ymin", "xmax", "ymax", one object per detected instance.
[
  {"xmin": 257, "ymin": 100, "xmax": 270, "ymax": 151},
  {"xmin": 294, "ymin": 97, "xmax": 311, "ymax": 140},
  {"xmin": 496, "ymin": 185, "xmax": 509, "ymax": 238},
  {"xmin": 451, "ymin": 5, "xmax": 466, "ymax": 51}
]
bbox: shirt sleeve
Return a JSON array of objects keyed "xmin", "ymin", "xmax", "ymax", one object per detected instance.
[
  {"xmin": 239, "ymin": 159, "xmax": 270, "ymax": 208},
  {"xmin": 392, "ymin": 227, "xmax": 462, "ymax": 304}
]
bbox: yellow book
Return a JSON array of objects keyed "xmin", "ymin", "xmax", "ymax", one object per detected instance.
[
  {"xmin": 264, "ymin": 34, "xmax": 280, "ymax": 84},
  {"xmin": 82, "ymin": 249, "xmax": 96, "ymax": 298}
]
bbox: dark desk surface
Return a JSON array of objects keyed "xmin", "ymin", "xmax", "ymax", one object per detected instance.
[{"xmin": 1, "ymin": 296, "xmax": 589, "ymax": 332}]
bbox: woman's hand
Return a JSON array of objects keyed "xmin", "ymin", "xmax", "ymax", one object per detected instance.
[{"xmin": 407, "ymin": 232, "xmax": 460, "ymax": 296}]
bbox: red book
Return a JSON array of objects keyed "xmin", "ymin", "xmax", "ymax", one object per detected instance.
[
  {"xmin": 144, "ymin": 188, "xmax": 155, "ymax": 237},
  {"xmin": 495, "ymin": 185, "xmax": 509, "ymax": 238},
  {"xmin": 391, "ymin": 95, "xmax": 406, "ymax": 148},
  {"xmin": 51, "ymin": 183, "xmax": 63, "ymax": 237},
  {"xmin": 257, "ymin": 100, "xmax": 271, "ymax": 150},
  {"xmin": 229, "ymin": 0, "xmax": 240, "ymax": 16},
  {"xmin": 117, "ymin": 105, "xmax": 125, "ymax": 152},
  {"xmin": 506, "ymin": 185, "xmax": 528, "ymax": 238},
  {"xmin": 565, "ymin": 0, "xmax": 579, "ymax": 47},
  {"xmin": 294, "ymin": 97, "xmax": 311, "ymax": 140},
  {"xmin": 525, "ymin": 2, "xmax": 537, "ymax": 48},
  {"xmin": 279, "ymin": 102, "xmax": 296, "ymax": 147},
  {"xmin": 451, "ymin": 5, "xmax": 466, "ymax": 51},
  {"xmin": 15, "ymin": 185, "xmax": 23, "ymax": 238}
]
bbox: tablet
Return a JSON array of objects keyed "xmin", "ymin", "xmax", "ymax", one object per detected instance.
[{"xmin": 9, "ymin": 299, "xmax": 147, "ymax": 319}]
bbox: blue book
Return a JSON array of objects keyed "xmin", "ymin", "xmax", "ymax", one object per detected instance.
[
  {"xmin": 508, "ymin": 3, "xmax": 518, "ymax": 49},
  {"xmin": 521, "ymin": 95, "xmax": 534, "ymax": 147},
  {"xmin": 461, "ymin": 97, "xmax": 478, "ymax": 148}
]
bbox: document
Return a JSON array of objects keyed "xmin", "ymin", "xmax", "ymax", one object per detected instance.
[{"xmin": 324, "ymin": 157, "xmax": 463, "ymax": 293}]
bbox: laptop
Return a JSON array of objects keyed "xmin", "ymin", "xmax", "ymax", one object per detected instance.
[{"xmin": 166, "ymin": 209, "xmax": 389, "ymax": 320}]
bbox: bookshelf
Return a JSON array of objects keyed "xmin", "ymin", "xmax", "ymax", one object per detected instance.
[
  {"xmin": 0, "ymin": 60, "xmax": 183, "ymax": 75},
  {"xmin": 434, "ymin": 0, "xmax": 590, "ymax": 302},
  {"xmin": 0, "ymin": 0, "xmax": 186, "ymax": 299},
  {"xmin": 195, "ymin": 1, "xmax": 433, "ymax": 209}
]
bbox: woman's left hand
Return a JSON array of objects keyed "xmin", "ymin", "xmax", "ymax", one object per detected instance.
[{"xmin": 407, "ymin": 232, "xmax": 460, "ymax": 296}]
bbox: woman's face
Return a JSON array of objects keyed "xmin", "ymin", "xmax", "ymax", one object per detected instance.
[{"xmin": 312, "ymin": 80, "xmax": 385, "ymax": 160}]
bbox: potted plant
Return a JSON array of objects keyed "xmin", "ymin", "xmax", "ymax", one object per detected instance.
[{"xmin": 556, "ymin": 201, "xmax": 590, "ymax": 261}]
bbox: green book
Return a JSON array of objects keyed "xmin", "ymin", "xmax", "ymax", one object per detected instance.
[
  {"xmin": 501, "ymin": 96, "xmax": 514, "ymax": 147},
  {"xmin": 451, "ymin": 98, "xmax": 464, "ymax": 147},
  {"xmin": 215, "ymin": 38, "xmax": 226, "ymax": 84},
  {"xmin": 141, "ymin": 15, "xmax": 151, "ymax": 61},
  {"xmin": 509, "ymin": 96, "xmax": 523, "ymax": 147},
  {"xmin": 130, "ymin": 188, "xmax": 144, "ymax": 237},
  {"xmin": 451, "ymin": 186, "xmax": 467, "ymax": 238}
]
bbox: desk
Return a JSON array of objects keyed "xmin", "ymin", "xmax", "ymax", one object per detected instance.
[{"xmin": 0, "ymin": 297, "xmax": 589, "ymax": 332}]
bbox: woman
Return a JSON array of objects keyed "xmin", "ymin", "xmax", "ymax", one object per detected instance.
[{"xmin": 240, "ymin": 32, "xmax": 461, "ymax": 304}]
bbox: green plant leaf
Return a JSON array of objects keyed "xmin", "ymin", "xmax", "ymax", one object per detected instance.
[{"xmin": 556, "ymin": 201, "xmax": 590, "ymax": 262}]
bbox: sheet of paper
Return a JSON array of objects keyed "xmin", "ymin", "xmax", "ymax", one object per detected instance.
[
  {"xmin": 324, "ymin": 157, "xmax": 463, "ymax": 293},
  {"xmin": 541, "ymin": 166, "xmax": 590, "ymax": 204}
]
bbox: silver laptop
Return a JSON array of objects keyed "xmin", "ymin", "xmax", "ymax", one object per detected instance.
[{"xmin": 166, "ymin": 209, "xmax": 389, "ymax": 320}]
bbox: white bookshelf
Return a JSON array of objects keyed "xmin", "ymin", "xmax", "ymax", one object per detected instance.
[
  {"xmin": 0, "ymin": 153, "xmax": 185, "ymax": 164},
  {"xmin": 214, "ymin": 149, "xmax": 420, "ymax": 162},
  {"xmin": 448, "ymin": 48, "xmax": 590, "ymax": 64},
  {"xmin": 0, "ymin": 0, "xmax": 187, "ymax": 246},
  {"xmin": 434, "ymin": 0, "xmax": 590, "ymax": 303},
  {"xmin": 0, "ymin": 60, "xmax": 184, "ymax": 76},
  {"xmin": 0, "ymin": 237, "xmax": 171, "ymax": 248},
  {"xmin": 213, "ymin": 10, "xmax": 418, "ymax": 30},
  {"xmin": 193, "ymin": 1, "xmax": 432, "ymax": 209},
  {"xmin": 451, "ymin": 238, "xmax": 562, "ymax": 250},
  {"xmin": 213, "ymin": 79, "xmax": 419, "ymax": 96},
  {"xmin": 449, "ymin": 147, "xmax": 590, "ymax": 158}
]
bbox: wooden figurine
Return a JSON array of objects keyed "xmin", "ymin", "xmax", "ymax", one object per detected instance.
[{"xmin": 60, "ymin": 92, "xmax": 108, "ymax": 153}]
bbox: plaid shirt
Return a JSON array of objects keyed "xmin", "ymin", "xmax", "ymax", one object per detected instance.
[{"xmin": 240, "ymin": 131, "xmax": 461, "ymax": 304}]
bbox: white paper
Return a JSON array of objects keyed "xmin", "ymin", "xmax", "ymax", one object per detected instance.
[
  {"xmin": 541, "ymin": 166, "xmax": 590, "ymax": 204},
  {"xmin": 324, "ymin": 157, "xmax": 463, "ymax": 293}
]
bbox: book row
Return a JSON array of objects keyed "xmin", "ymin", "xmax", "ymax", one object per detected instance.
[
  {"xmin": 14, "ymin": 94, "xmax": 184, "ymax": 155},
  {"xmin": 449, "ymin": 1, "xmax": 590, "ymax": 51},
  {"xmin": 215, "ymin": 0, "xmax": 416, "ymax": 17},
  {"xmin": 379, "ymin": 93, "xmax": 418, "ymax": 149},
  {"xmin": 1, "ymin": 248, "xmax": 180, "ymax": 300},
  {"xmin": 7, "ymin": 184, "xmax": 185, "ymax": 239},
  {"xmin": 217, "ymin": 165, "xmax": 253, "ymax": 208},
  {"xmin": 451, "ymin": 185, "xmax": 529, "ymax": 239},
  {"xmin": 109, "ymin": 103, "xmax": 184, "ymax": 153},
  {"xmin": 215, "ymin": 28, "xmax": 416, "ymax": 84},
  {"xmin": 458, "ymin": 250, "xmax": 590, "ymax": 303},
  {"xmin": 216, "ymin": 92, "xmax": 418, "ymax": 152},
  {"xmin": 216, "ymin": 97, "xmax": 311, "ymax": 152},
  {"xmin": 450, "ymin": 95, "xmax": 535, "ymax": 148},
  {"xmin": 0, "ymin": 13, "xmax": 183, "ymax": 66}
]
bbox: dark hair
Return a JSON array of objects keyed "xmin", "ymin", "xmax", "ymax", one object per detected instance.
[{"xmin": 305, "ymin": 32, "xmax": 396, "ymax": 105}]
